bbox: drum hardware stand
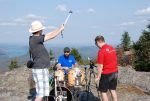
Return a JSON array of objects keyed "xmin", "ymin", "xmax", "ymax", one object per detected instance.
[
  {"xmin": 52, "ymin": 63, "xmax": 65, "ymax": 101},
  {"xmin": 56, "ymin": 77, "xmax": 66, "ymax": 101},
  {"xmin": 83, "ymin": 66, "xmax": 88, "ymax": 91},
  {"xmin": 73, "ymin": 66, "xmax": 89, "ymax": 101},
  {"xmin": 73, "ymin": 88, "xmax": 81, "ymax": 101},
  {"xmin": 69, "ymin": 68, "xmax": 82, "ymax": 101},
  {"xmin": 48, "ymin": 62, "xmax": 74, "ymax": 101},
  {"xmin": 73, "ymin": 76, "xmax": 83, "ymax": 101}
]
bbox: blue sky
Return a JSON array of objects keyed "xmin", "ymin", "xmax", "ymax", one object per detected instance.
[{"xmin": 0, "ymin": 0, "xmax": 150, "ymax": 46}]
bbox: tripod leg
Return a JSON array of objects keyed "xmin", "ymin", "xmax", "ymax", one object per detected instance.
[
  {"xmin": 82, "ymin": 67, "xmax": 88, "ymax": 91},
  {"xmin": 85, "ymin": 68, "xmax": 89, "ymax": 91},
  {"xmin": 87, "ymin": 69, "xmax": 91, "ymax": 91},
  {"xmin": 86, "ymin": 69, "xmax": 93, "ymax": 101},
  {"xmin": 92, "ymin": 71, "xmax": 101, "ymax": 101},
  {"xmin": 88, "ymin": 69, "xmax": 92, "ymax": 92},
  {"xmin": 81, "ymin": 67, "xmax": 89, "ymax": 91}
]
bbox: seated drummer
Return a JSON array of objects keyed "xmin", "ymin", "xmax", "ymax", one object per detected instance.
[{"xmin": 57, "ymin": 47, "xmax": 78, "ymax": 76}]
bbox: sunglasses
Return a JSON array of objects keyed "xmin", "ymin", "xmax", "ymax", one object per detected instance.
[{"xmin": 64, "ymin": 51, "xmax": 70, "ymax": 53}]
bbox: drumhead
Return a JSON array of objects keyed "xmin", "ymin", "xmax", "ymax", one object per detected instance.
[
  {"xmin": 49, "ymin": 86, "xmax": 73, "ymax": 101},
  {"xmin": 68, "ymin": 68, "xmax": 85, "ymax": 86},
  {"xmin": 55, "ymin": 70, "xmax": 65, "ymax": 81}
]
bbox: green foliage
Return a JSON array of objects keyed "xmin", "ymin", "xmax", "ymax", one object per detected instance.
[
  {"xmin": 133, "ymin": 24, "xmax": 150, "ymax": 71},
  {"xmin": 147, "ymin": 24, "xmax": 150, "ymax": 30},
  {"xmin": 49, "ymin": 49, "xmax": 55, "ymax": 60},
  {"xmin": 70, "ymin": 48, "xmax": 82, "ymax": 63},
  {"xmin": 121, "ymin": 31, "xmax": 131, "ymax": 51},
  {"xmin": 8, "ymin": 59, "xmax": 18, "ymax": 70}
]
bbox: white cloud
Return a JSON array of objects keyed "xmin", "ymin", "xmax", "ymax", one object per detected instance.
[
  {"xmin": 46, "ymin": 25, "xmax": 57, "ymax": 29},
  {"xmin": 120, "ymin": 21, "xmax": 136, "ymax": 26},
  {"xmin": 25, "ymin": 14, "xmax": 47, "ymax": 20},
  {"xmin": 87, "ymin": 8, "xmax": 96, "ymax": 13},
  {"xmin": 14, "ymin": 18, "xmax": 26, "ymax": 23},
  {"xmin": 135, "ymin": 7, "xmax": 150, "ymax": 16},
  {"xmin": 56, "ymin": 4, "xmax": 68, "ymax": 12},
  {"xmin": 0, "ymin": 22, "xmax": 18, "ymax": 26},
  {"xmin": 26, "ymin": 14, "xmax": 36, "ymax": 18},
  {"xmin": 24, "ymin": 14, "xmax": 47, "ymax": 23},
  {"xmin": 140, "ymin": 19, "xmax": 147, "ymax": 23},
  {"xmin": 0, "ymin": 14, "xmax": 48, "ymax": 27},
  {"xmin": 118, "ymin": 19, "xmax": 149, "ymax": 27}
]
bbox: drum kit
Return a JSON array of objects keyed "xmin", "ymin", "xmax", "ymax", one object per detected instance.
[
  {"xmin": 47, "ymin": 58, "xmax": 101, "ymax": 101},
  {"xmin": 48, "ymin": 66, "xmax": 86, "ymax": 101}
]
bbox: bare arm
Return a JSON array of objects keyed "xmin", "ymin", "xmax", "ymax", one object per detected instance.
[
  {"xmin": 44, "ymin": 25, "xmax": 64, "ymax": 41},
  {"xmin": 97, "ymin": 64, "xmax": 103, "ymax": 78},
  {"xmin": 74, "ymin": 63, "xmax": 78, "ymax": 67},
  {"xmin": 56, "ymin": 64, "xmax": 69, "ymax": 70}
]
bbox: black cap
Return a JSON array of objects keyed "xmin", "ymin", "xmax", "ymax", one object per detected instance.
[{"xmin": 64, "ymin": 47, "xmax": 70, "ymax": 52}]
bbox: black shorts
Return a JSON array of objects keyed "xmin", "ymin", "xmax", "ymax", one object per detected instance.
[{"xmin": 98, "ymin": 72, "xmax": 118, "ymax": 92}]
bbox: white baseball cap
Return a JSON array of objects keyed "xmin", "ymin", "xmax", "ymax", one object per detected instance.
[{"xmin": 29, "ymin": 20, "xmax": 45, "ymax": 33}]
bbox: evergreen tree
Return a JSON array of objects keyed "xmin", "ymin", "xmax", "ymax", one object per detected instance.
[
  {"xmin": 121, "ymin": 31, "xmax": 131, "ymax": 51},
  {"xmin": 49, "ymin": 49, "xmax": 55, "ymax": 60},
  {"xmin": 133, "ymin": 24, "xmax": 150, "ymax": 71},
  {"xmin": 9, "ymin": 59, "xmax": 18, "ymax": 70},
  {"xmin": 70, "ymin": 48, "xmax": 82, "ymax": 63}
]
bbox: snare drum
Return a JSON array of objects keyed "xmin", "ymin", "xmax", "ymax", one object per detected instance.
[
  {"xmin": 55, "ymin": 70, "xmax": 64, "ymax": 81},
  {"xmin": 68, "ymin": 67, "xmax": 85, "ymax": 86}
]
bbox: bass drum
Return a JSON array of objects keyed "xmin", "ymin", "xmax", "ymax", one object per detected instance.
[
  {"xmin": 49, "ymin": 86, "xmax": 73, "ymax": 101},
  {"xmin": 68, "ymin": 68, "xmax": 85, "ymax": 86}
]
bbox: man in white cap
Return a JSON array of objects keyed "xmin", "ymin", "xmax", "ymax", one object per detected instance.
[{"xmin": 29, "ymin": 20, "xmax": 64, "ymax": 101}]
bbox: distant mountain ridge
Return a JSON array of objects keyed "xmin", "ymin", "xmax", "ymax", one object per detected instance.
[
  {"xmin": 0, "ymin": 44, "xmax": 98, "ymax": 73},
  {"xmin": 0, "ymin": 49, "xmax": 8, "ymax": 59},
  {"xmin": 45, "ymin": 45, "xmax": 99, "ymax": 60},
  {"xmin": 0, "ymin": 44, "xmax": 98, "ymax": 59}
]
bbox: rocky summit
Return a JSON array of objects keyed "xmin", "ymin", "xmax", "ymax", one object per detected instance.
[{"xmin": 0, "ymin": 66, "xmax": 150, "ymax": 101}]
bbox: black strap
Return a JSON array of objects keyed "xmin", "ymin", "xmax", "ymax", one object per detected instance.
[
  {"xmin": 29, "ymin": 36, "xmax": 32, "ymax": 60},
  {"xmin": 29, "ymin": 49, "xmax": 32, "ymax": 60}
]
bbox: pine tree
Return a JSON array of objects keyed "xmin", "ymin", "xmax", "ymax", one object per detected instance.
[
  {"xmin": 49, "ymin": 49, "xmax": 55, "ymax": 60},
  {"xmin": 70, "ymin": 48, "xmax": 82, "ymax": 63},
  {"xmin": 121, "ymin": 31, "xmax": 131, "ymax": 51},
  {"xmin": 9, "ymin": 59, "xmax": 18, "ymax": 70},
  {"xmin": 133, "ymin": 24, "xmax": 150, "ymax": 71}
]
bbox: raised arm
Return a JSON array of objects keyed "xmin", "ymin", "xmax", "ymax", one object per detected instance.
[{"xmin": 44, "ymin": 25, "xmax": 64, "ymax": 41}]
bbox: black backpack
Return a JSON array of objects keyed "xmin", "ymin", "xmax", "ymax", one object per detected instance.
[
  {"xmin": 79, "ymin": 91, "xmax": 100, "ymax": 101},
  {"xmin": 27, "ymin": 36, "xmax": 34, "ymax": 68}
]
